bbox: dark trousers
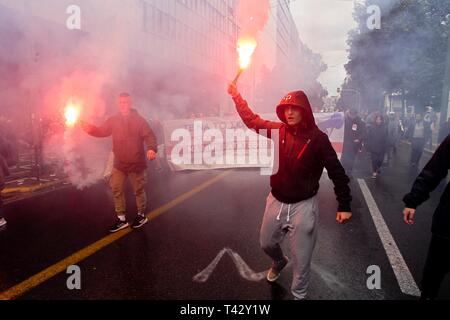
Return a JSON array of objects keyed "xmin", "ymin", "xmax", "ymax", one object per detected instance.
[
  {"xmin": 341, "ymin": 147, "xmax": 358, "ymax": 175},
  {"xmin": 421, "ymin": 234, "xmax": 450, "ymax": 299},
  {"xmin": 411, "ymin": 137, "xmax": 425, "ymax": 165},
  {"xmin": 370, "ymin": 152, "xmax": 384, "ymax": 173},
  {"xmin": 387, "ymin": 144, "xmax": 397, "ymax": 160}
]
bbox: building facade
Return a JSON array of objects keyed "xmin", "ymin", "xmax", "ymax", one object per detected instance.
[{"xmin": 0, "ymin": 0, "xmax": 304, "ymax": 116}]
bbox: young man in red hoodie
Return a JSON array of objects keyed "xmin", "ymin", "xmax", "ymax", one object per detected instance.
[{"xmin": 228, "ymin": 83, "xmax": 352, "ymax": 300}]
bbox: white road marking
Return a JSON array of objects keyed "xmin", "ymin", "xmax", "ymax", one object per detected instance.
[
  {"xmin": 357, "ymin": 179, "xmax": 421, "ymax": 297},
  {"xmin": 193, "ymin": 247, "xmax": 268, "ymax": 283},
  {"xmin": 311, "ymin": 262, "xmax": 346, "ymax": 291}
]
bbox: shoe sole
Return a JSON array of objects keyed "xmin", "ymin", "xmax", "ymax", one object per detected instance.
[
  {"xmin": 109, "ymin": 223, "xmax": 129, "ymax": 233},
  {"xmin": 267, "ymin": 274, "xmax": 281, "ymax": 282},
  {"xmin": 132, "ymin": 218, "xmax": 148, "ymax": 229},
  {"xmin": 266, "ymin": 258, "xmax": 289, "ymax": 282}
]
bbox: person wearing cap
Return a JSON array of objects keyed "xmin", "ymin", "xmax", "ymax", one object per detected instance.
[{"xmin": 227, "ymin": 83, "xmax": 352, "ymax": 300}]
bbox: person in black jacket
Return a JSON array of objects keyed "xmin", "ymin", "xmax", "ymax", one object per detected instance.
[
  {"xmin": 228, "ymin": 83, "xmax": 352, "ymax": 300},
  {"xmin": 366, "ymin": 115, "xmax": 388, "ymax": 179},
  {"xmin": 403, "ymin": 134, "xmax": 450, "ymax": 299},
  {"xmin": 341, "ymin": 109, "xmax": 365, "ymax": 177}
]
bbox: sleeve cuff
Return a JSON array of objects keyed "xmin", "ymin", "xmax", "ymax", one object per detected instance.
[
  {"xmin": 338, "ymin": 204, "xmax": 351, "ymax": 212},
  {"xmin": 403, "ymin": 201, "xmax": 417, "ymax": 210},
  {"xmin": 403, "ymin": 195, "xmax": 418, "ymax": 209}
]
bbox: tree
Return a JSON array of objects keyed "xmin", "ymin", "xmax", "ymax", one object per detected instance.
[{"xmin": 340, "ymin": 0, "xmax": 450, "ymax": 114}]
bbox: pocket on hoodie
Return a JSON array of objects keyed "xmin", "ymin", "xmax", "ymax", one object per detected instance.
[
  {"xmin": 295, "ymin": 160, "xmax": 313, "ymax": 178},
  {"xmin": 294, "ymin": 169, "xmax": 312, "ymax": 191}
]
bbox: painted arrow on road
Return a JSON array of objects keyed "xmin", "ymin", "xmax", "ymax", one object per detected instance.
[
  {"xmin": 193, "ymin": 247, "xmax": 271, "ymax": 283},
  {"xmin": 193, "ymin": 248, "xmax": 350, "ymax": 294}
]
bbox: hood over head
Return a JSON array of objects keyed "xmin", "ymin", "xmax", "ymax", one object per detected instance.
[{"xmin": 276, "ymin": 91, "xmax": 316, "ymax": 131}]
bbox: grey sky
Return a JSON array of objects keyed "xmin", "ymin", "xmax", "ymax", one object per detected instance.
[{"xmin": 291, "ymin": 0, "xmax": 357, "ymax": 95}]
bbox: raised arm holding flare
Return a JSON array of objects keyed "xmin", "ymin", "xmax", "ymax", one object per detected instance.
[{"xmin": 228, "ymin": 83, "xmax": 352, "ymax": 300}]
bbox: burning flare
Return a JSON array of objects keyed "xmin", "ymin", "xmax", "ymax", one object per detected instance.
[
  {"xmin": 233, "ymin": 37, "xmax": 257, "ymax": 84},
  {"xmin": 64, "ymin": 103, "xmax": 80, "ymax": 127},
  {"xmin": 237, "ymin": 37, "xmax": 257, "ymax": 70}
]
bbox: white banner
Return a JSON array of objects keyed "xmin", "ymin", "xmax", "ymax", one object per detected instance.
[{"xmin": 162, "ymin": 112, "xmax": 344, "ymax": 171}]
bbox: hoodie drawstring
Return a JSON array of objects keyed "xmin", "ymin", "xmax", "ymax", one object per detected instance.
[
  {"xmin": 276, "ymin": 203, "xmax": 284, "ymax": 221},
  {"xmin": 276, "ymin": 203, "xmax": 292, "ymax": 222}
]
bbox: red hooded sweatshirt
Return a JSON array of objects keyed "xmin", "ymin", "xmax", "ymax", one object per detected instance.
[{"xmin": 232, "ymin": 91, "xmax": 351, "ymax": 212}]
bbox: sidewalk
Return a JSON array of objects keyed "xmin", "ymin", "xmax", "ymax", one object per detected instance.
[
  {"xmin": 1, "ymin": 151, "xmax": 70, "ymax": 204},
  {"xmin": 1, "ymin": 174, "xmax": 70, "ymax": 205}
]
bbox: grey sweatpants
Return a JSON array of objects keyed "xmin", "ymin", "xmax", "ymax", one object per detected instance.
[{"xmin": 260, "ymin": 192, "xmax": 319, "ymax": 300}]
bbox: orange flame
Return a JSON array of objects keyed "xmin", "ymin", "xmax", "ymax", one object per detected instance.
[
  {"xmin": 64, "ymin": 103, "xmax": 80, "ymax": 127},
  {"xmin": 237, "ymin": 37, "xmax": 257, "ymax": 70}
]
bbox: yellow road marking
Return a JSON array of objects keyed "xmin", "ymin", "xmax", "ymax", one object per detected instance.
[
  {"xmin": 2, "ymin": 180, "xmax": 64, "ymax": 194},
  {"xmin": 0, "ymin": 170, "xmax": 232, "ymax": 300}
]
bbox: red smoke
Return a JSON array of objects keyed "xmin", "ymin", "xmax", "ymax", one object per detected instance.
[
  {"xmin": 42, "ymin": 70, "xmax": 107, "ymax": 123},
  {"xmin": 236, "ymin": 0, "xmax": 270, "ymax": 38}
]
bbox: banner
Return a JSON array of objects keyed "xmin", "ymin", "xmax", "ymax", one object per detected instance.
[{"xmin": 162, "ymin": 112, "xmax": 344, "ymax": 172}]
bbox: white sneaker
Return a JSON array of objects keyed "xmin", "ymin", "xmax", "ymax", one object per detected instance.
[{"xmin": 0, "ymin": 217, "xmax": 7, "ymax": 227}]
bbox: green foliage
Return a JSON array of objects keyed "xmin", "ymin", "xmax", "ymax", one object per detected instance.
[{"xmin": 340, "ymin": 0, "xmax": 450, "ymax": 113}]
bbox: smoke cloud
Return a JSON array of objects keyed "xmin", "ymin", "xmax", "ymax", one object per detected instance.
[
  {"xmin": 0, "ymin": 1, "xmax": 228, "ymax": 188},
  {"xmin": 0, "ymin": 0, "xmax": 329, "ymax": 188},
  {"xmin": 236, "ymin": 0, "xmax": 270, "ymax": 38}
]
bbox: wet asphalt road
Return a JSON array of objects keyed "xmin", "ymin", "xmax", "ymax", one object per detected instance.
[{"xmin": 0, "ymin": 142, "xmax": 449, "ymax": 300}]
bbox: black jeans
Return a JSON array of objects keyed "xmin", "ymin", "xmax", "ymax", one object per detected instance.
[
  {"xmin": 421, "ymin": 234, "xmax": 450, "ymax": 299},
  {"xmin": 341, "ymin": 147, "xmax": 358, "ymax": 175},
  {"xmin": 370, "ymin": 152, "xmax": 384, "ymax": 173}
]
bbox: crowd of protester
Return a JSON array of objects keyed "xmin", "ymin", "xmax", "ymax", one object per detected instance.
[{"xmin": 341, "ymin": 105, "xmax": 447, "ymax": 179}]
